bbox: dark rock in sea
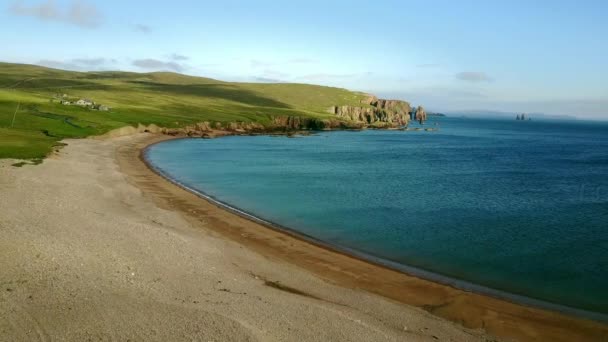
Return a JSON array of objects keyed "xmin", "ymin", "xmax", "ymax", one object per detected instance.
[{"xmin": 415, "ymin": 106, "xmax": 427, "ymax": 124}]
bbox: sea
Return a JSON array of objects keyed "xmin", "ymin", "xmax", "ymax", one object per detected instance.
[{"xmin": 145, "ymin": 117, "xmax": 608, "ymax": 318}]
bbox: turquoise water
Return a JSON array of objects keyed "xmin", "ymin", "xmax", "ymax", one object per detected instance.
[{"xmin": 146, "ymin": 117, "xmax": 608, "ymax": 316}]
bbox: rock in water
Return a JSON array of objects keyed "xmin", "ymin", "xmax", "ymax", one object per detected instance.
[{"xmin": 415, "ymin": 106, "xmax": 427, "ymax": 124}]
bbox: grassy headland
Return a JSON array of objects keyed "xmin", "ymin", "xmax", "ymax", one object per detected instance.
[{"xmin": 0, "ymin": 62, "xmax": 370, "ymax": 159}]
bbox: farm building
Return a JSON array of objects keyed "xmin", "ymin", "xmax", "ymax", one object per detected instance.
[{"xmin": 75, "ymin": 98, "xmax": 94, "ymax": 106}]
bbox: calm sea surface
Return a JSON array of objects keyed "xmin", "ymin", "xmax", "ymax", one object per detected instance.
[{"xmin": 146, "ymin": 117, "xmax": 608, "ymax": 315}]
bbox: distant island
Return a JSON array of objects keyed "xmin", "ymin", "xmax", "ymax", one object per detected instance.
[
  {"xmin": 516, "ymin": 113, "xmax": 532, "ymax": 121},
  {"xmin": 448, "ymin": 110, "xmax": 576, "ymax": 121}
]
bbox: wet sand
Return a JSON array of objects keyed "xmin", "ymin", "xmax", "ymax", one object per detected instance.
[
  {"xmin": 126, "ymin": 133, "xmax": 608, "ymax": 342},
  {"xmin": 0, "ymin": 133, "xmax": 495, "ymax": 341},
  {"xmin": 0, "ymin": 132, "xmax": 606, "ymax": 341}
]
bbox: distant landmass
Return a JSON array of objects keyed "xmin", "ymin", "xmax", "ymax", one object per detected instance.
[{"xmin": 446, "ymin": 110, "xmax": 577, "ymax": 121}]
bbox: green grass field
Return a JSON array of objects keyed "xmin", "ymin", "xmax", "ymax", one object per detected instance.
[{"xmin": 0, "ymin": 62, "xmax": 369, "ymax": 159}]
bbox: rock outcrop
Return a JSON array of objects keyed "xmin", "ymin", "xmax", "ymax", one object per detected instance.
[
  {"xmin": 182, "ymin": 121, "xmax": 266, "ymax": 135},
  {"xmin": 329, "ymin": 96, "xmax": 412, "ymax": 128},
  {"xmin": 414, "ymin": 106, "xmax": 427, "ymax": 124},
  {"xmin": 271, "ymin": 116, "xmax": 330, "ymax": 130},
  {"xmin": 110, "ymin": 94, "xmax": 425, "ymax": 139}
]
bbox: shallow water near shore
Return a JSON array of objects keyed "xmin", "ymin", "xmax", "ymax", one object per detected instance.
[{"xmin": 146, "ymin": 117, "xmax": 608, "ymax": 316}]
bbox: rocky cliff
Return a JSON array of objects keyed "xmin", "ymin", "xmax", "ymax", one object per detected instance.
[
  {"xmin": 146, "ymin": 94, "xmax": 425, "ymax": 138},
  {"xmin": 270, "ymin": 116, "xmax": 341, "ymax": 130},
  {"xmin": 329, "ymin": 95, "xmax": 412, "ymax": 128},
  {"xmin": 164, "ymin": 117, "xmax": 347, "ymax": 138}
]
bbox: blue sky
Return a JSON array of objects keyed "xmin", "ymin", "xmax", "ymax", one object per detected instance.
[{"xmin": 1, "ymin": 0, "xmax": 607, "ymax": 118}]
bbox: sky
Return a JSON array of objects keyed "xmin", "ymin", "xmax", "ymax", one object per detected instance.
[{"xmin": 1, "ymin": 0, "xmax": 607, "ymax": 118}]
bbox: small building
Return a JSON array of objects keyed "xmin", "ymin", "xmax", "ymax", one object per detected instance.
[
  {"xmin": 75, "ymin": 98, "xmax": 94, "ymax": 107},
  {"xmin": 98, "ymin": 105, "xmax": 110, "ymax": 111},
  {"xmin": 60, "ymin": 100, "xmax": 71, "ymax": 105}
]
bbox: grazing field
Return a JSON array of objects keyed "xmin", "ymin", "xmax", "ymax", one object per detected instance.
[{"xmin": 0, "ymin": 62, "xmax": 368, "ymax": 159}]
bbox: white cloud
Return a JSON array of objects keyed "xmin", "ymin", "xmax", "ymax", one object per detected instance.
[
  {"xmin": 250, "ymin": 59, "xmax": 274, "ymax": 68},
  {"xmin": 288, "ymin": 58, "xmax": 317, "ymax": 64},
  {"xmin": 169, "ymin": 54, "xmax": 189, "ymax": 61},
  {"xmin": 133, "ymin": 23, "xmax": 152, "ymax": 33},
  {"xmin": 71, "ymin": 57, "xmax": 115, "ymax": 66},
  {"xmin": 37, "ymin": 57, "xmax": 116, "ymax": 71},
  {"xmin": 455, "ymin": 71, "xmax": 493, "ymax": 82},
  {"xmin": 299, "ymin": 73, "xmax": 359, "ymax": 81},
  {"xmin": 262, "ymin": 69, "xmax": 288, "ymax": 78},
  {"xmin": 10, "ymin": 0, "xmax": 103, "ymax": 28},
  {"xmin": 252, "ymin": 77, "xmax": 283, "ymax": 83},
  {"xmin": 132, "ymin": 59, "xmax": 185, "ymax": 72},
  {"xmin": 416, "ymin": 63, "xmax": 439, "ymax": 68}
]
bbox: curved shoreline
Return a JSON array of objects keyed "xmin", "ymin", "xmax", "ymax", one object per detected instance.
[
  {"xmin": 143, "ymin": 137, "xmax": 607, "ymax": 323},
  {"xmin": 120, "ymin": 133, "xmax": 608, "ymax": 341}
]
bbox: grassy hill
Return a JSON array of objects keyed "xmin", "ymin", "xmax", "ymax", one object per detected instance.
[{"xmin": 0, "ymin": 62, "xmax": 369, "ymax": 159}]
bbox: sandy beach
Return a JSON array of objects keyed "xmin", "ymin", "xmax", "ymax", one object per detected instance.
[{"xmin": 1, "ymin": 133, "xmax": 607, "ymax": 341}]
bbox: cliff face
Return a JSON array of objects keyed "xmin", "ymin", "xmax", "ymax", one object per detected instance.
[
  {"xmin": 171, "ymin": 117, "xmax": 348, "ymax": 137},
  {"xmin": 329, "ymin": 96, "xmax": 411, "ymax": 128},
  {"xmin": 154, "ymin": 94, "xmax": 423, "ymax": 138},
  {"xmin": 271, "ymin": 116, "xmax": 339, "ymax": 130}
]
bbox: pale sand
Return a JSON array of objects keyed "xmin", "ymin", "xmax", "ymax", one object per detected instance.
[
  {"xmin": 0, "ymin": 134, "xmax": 492, "ymax": 341},
  {"xmin": 0, "ymin": 133, "xmax": 606, "ymax": 341}
]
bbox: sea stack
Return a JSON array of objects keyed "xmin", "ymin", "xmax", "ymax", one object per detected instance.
[{"xmin": 415, "ymin": 106, "xmax": 427, "ymax": 124}]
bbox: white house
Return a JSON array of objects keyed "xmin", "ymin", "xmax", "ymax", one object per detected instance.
[{"xmin": 75, "ymin": 98, "xmax": 94, "ymax": 107}]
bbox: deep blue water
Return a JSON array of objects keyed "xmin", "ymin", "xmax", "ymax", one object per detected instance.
[{"xmin": 146, "ymin": 117, "xmax": 608, "ymax": 316}]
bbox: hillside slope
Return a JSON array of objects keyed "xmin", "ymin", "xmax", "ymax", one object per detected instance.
[{"xmin": 0, "ymin": 63, "xmax": 370, "ymax": 158}]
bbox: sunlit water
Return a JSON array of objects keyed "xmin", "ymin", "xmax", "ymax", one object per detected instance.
[{"xmin": 146, "ymin": 117, "xmax": 608, "ymax": 316}]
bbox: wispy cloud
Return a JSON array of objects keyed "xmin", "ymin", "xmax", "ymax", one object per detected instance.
[
  {"xmin": 416, "ymin": 63, "xmax": 439, "ymax": 68},
  {"xmin": 251, "ymin": 69, "xmax": 289, "ymax": 83},
  {"xmin": 250, "ymin": 59, "xmax": 274, "ymax": 68},
  {"xmin": 446, "ymin": 89, "xmax": 488, "ymax": 98},
  {"xmin": 132, "ymin": 58, "xmax": 185, "ymax": 72},
  {"xmin": 37, "ymin": 58, "xmax": 116, "ymax": 71},
  {"xmin": 133, "ymin": 23, "xmax": 151, "ymax": 33},
  {"xmin": 252, "ymin": 77, "xmax": 284, "ymax": 83},
  {"xmin": 71, "ymin": 57, "xmax": 116, "ymax": 66},
  {"xmin": 37, "ymin": 59, "xmax": 79, "ymax": 70},
  {"xmin": 251, "ymin": 58, "xmax": 318, "ymax": 68},
  {"xmin": 10, "ymin": 0, "xmax": 103, "ymax": 28},
  {"xmin": 455, "ymin": 71, "xmax": 493, "ymax": 82},
  {"xmin": 169, "ymin": 53, "xmax": 189, "ymax": 61},
  {"xmin": 288, "ymin": 58, "xmax": 317, "ymax": 64},
  {"xmin": 262, "ymin": 69, "xmax": 288, "ymax": 78},
  {"xmin": 299, "ymin": 72, "xmax": 369, "ymax": 81},
  {"xmin": 389, "ymin": 86, "xmax": 488, "ymax": 100}
]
